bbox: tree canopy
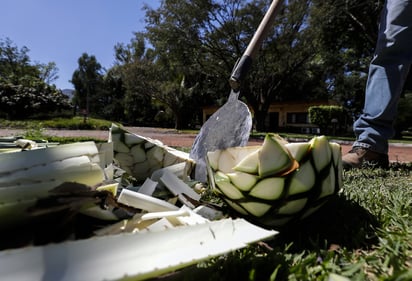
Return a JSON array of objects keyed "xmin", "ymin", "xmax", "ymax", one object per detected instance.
[
  {"xmin": 3, "ymin": 0, "xmax": 412, "ymax": 137},
  {"xmin": 0, "ymin": 38, "xmax": 71, "ymax": 119}
]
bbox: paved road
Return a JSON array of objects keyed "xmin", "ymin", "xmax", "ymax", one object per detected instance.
[{"xmin": 1, "ymin": 127, "xmax": 411, "ymax": 163}]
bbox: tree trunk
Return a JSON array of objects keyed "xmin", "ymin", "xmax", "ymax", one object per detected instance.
[
  {"xmin": 254, "ymin": 110, "xmax": 267, "ymax": 132},
  {"xmin": 174, "ymin": 111, "xmax": 183, "ymax": 130}
]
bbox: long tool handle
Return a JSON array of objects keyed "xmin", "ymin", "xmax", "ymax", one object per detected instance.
[{"xmin": 229, "ymin": 0, "xmax": 283, "ymax": 91}]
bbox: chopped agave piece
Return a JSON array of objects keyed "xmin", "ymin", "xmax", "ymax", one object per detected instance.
[
  {"xmin": 240, "ymin": 201, "xmax": 272, "ymax": 217},
  {"xmin": 234, "ymin": 149, "xmax": 259, "ymax": 174},
  {"xmin": 206, "ymin": 149, "xmax": 221, "ymax": 171},
  {"xmin": 277, "ymin": 198, "xmax": 308, "ymax": 215},
  {"xmin": 124, "ymin": 133, "xmax": 145, "ymax": 146},
  {"xmin": 249, "ymin": 177, "xmax": 285, "ymax": 200},
  {"xmin": 117, "ymin": 189, "xmax": 179, "ymax": 212},
  {"xmin": 214, "ymin": 171, "xmax": 244, "ymax": 200},
  {"xmin": 217, "ymin": 149, "xmax": 237, "ymax": 174},
  {"xmin": 288, "ymin": 161, "xmax": 315, "ymax": 195},
  {"xmin": 0, "ymin": 218, "xmax": 277, "ymax": 281},
  {"xmin": 96, "ymin": 183, "xmax": 119, "ymax": 197},
  {"xmin": 258, "ymin": 134, "xmax": 298, "ymax": 178},
  {"xmin": 285, "ymin": 142, "xmax": 311, "ymax": 162},
  {"xmin": 226, "ymin": 171, "xmax": 258, "ymax": 192},
  {"xmin": 137, "ymin": 178, "xmax": 158, "ymax": 196},
  {"xmin": 130, "ymin": 145, "xmax": 146, "ymax": 163},
  {"xmin": 310, "ymin": 135, "xmax": 332, "ymax": 172},
  {"xmin": 319, "ymin": 165, "xmax": 336, "ymax": 198},
  {"xmin": 160, "ymin": 170, "xmax": 201, "ymax": 202}
]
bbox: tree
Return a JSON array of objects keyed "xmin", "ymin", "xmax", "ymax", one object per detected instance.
[
  {"xmin": 156, "ymin": 75, "xmax": 198, "ymax": 129},
  {"xmin": 112, "ymin": 33, "xmax": 160, "ymax": 126},
  {"xmin": 0, "ymin": 38, "xmax": 71, "ymax": 119},
  {"xmin": 71, "ymin": 53, "xmax": 105, "ymax": 118},
  {"xmin": 240, "ymin": 0, "xmax": 327, "ymax": 131},
  {"xmin": 105, "ymin": 0, "xmax": 393, "ymax": 131},
  {"xmin": 37, "ymin": 62, "xmax": 59, "ymax": 85},
  {"xmin": 143, "ymin": 0, "xmax": 332, "ymax": 131},
  {"xmin": 100, "ymin": 67, "xmax": 126, "ymax": 122},
  {"xmin": 309, "ymin": 0, "xmax": 384, "ymax": 116},
  {"xmin": 394, "ymin": 92, "xmax": 412, "ymax": 138},
  {"xmin": 144, "ymin": 0, "xmax": 207, "ymax": 74},
  {"xmin": 308, "ymin": 105, "xmax": 345, "ymax": 135},
  {"xmin": 143, "ymin": 1, "xmax": 211, "ymax": 127},
  {"xmin": 0, "ymin": 37, "xmax": 40, "ymax": 84}
]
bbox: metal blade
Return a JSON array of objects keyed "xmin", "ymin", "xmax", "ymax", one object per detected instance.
[{"xmin": 190, "ymin": 91, "xmax": 252, "ymax": 182}]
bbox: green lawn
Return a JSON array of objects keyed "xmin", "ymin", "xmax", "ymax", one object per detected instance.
[
  {"xmin": 165, "ymin": 165, "xmax": 412, "ymax": 281},
  {"xmin": 2, "ymin": 119, "xmax": 411, "ymax": 280},
  {"xmin": 0, "ymin": 117, "xmax": 114, "ymax": 131}
]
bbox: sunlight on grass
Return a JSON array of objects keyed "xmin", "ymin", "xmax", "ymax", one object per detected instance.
[
  {"xmin": 1, "ymin": 119, "xmax": 411, "ymax": 280},
  {"xmin": 166, "ymin": 164, "xmax": 412, "ymax": 281}
]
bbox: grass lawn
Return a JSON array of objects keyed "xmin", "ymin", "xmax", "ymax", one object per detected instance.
[
  {"xmin": 1, "ymin": 118, "xmax": 412, "ymax": 280},
  {"xmin": 162, "ymin": 165, "xmax": 412, "ymax": 281},
  {"xmin": 0, "ymin": 117, "xmax": 114, "ymax": 131}
]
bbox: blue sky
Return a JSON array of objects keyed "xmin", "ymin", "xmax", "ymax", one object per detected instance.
[{"xmin": 0, "ymin": 0, "xmax": 160, "ymax": 90}]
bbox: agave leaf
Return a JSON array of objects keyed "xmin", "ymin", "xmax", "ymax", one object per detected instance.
[
  {"xmin": 329, "ymin": 142, "xmax": 341, "ymax": 167},
  {"xmin": 248, "ymin": 177, "xmax": 285, "ymax": 200},
  {"xmin": 0, "ymin": 218, "xmax": 277, "ymax": 281},
  {"xmin": 226, "ymin": 146, "xmax": 260, "ymax": 165},
  {"xmin": 206, "ymin": 149, "xmax": 221, "ymax": 171},
  {"xmin": 277, "ymin": 198, "xmax": 308, "ymax": 215},
  {"xmin": 117, "ymin": 188, "xmax": 179, "ymax": 212},
  {"xmin": 233, "ymin": 149, "xmax": 259, "ymax": 174},
  {"xmin": 124, "ymin": 132, "xmax": 145, "ymax": 146},
  {"xmin": 130, "ymin": 144, "xmax": 146, "ymax": 163},
  {"xmin": 258, "ymin": 134, "xmax": 296, "ymax": 178},
  {"xmin": 224, "ymin": 199, "xmax": 249, "ymax": 215},
  {"xmin": 0, "ymin": 156, "xmax": 104, "ymax": 187},
  {"xmin": 319, "ymin": 165, "xmax": 336, "ymax": 198},
  {"xmin": 218, "ymin": 149, "xmax": 237, "ymax": 174},
  {"xmin": 310, "ymin": 136, "xmax": 332, "ymax": 172},
  {"xmin": 0, "ymin": 199, "xmax": 37, "ymax": 228},
  {"xmin": 329, "ymin": 142, "xmax": 343, "ymax": 190},
  {"xmin": 110, "ymin": 124, "xmax": 195, "ymax": 182},
  {"xmin": 288, "ymin": 161, "xmax": 316, "ymax": 195},
  {"xmin": 0, "ymin": 141, "xmax": 100, "ymax": 175},
  {"xmin": 111, "ymin": 133, "xmax": 130, "ymax": 153},
  {"xmin": 150, "ymin": 162, "xmax": 188, "ymax": 182},
  {"xmin": 160, "ymin": 170, "xmax": 201, "ymax": 208},
  {"xmin": 285, "ymin": 142, "xmax": 311, "ymax": 162},
  {"xmin": 226, "ymin": 171, "xmax": 258, "ymax": 192},
  {"xmin": 214, "ymin": 172, "xmax": 244, "ymax": 200},
  {"xmin": 136, "ymin": 178, "xmax": 158, "ymax": 196},
  {"xmin": 96, "ymin": 183, "xmax": 119, "ymax": 197},
  {"xmin": 240, "ymin": 201, "xmax": 272, "ymax": 217}
]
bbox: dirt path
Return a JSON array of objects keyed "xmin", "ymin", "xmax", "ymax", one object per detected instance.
[{"xmin": 1, "ymin": 127, "xmax": 411, "ymax": 163}]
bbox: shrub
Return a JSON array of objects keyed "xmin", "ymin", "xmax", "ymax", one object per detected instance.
[{"xmin": 308, "ymin": 105, "xmax": 345, "ymax": 134}]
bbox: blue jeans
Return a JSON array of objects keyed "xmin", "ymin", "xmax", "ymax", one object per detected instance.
[{"xmin": 353, "ymin": 0, "xmax": 412, "ymax": 154}]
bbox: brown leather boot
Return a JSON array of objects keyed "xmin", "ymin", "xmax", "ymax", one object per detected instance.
[{"xmin": 342, "ymin": 147, "xmax": 389, "ymax": 169}]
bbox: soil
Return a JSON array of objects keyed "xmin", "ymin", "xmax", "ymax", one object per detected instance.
[{"xmin": 1, "ymin": 127, "xmax": 411, "ymax": 163}]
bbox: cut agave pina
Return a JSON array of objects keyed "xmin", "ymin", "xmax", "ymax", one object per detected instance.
[
  {"xmin": 110, "ymin": 124, "xmax": 195, "ymax": 182},
  {"xmin": 207, "ymin": 134, "xmax": 342, "ymax": 227}
]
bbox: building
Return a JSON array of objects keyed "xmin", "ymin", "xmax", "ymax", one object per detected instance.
[{"xmin": 203, "ymin": 99, "xmax": 339, "ymax": 133}]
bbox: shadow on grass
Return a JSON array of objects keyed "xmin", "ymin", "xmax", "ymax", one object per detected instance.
[
  {"xmin": 275, "ymin": 161, "xmax": 412, "ymax": 253},
  {"xmin": 149, "ymin": 194, "xmax": 380, "ymax": 281},
  {"xmin": 272, "ymin": 194, "xmax": 380, "ymax": 252}
]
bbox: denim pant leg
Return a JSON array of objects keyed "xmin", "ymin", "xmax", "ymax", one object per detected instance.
[{"xmin": 353, "ymin": 0, "xmax": 412, "ymax": 154}]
